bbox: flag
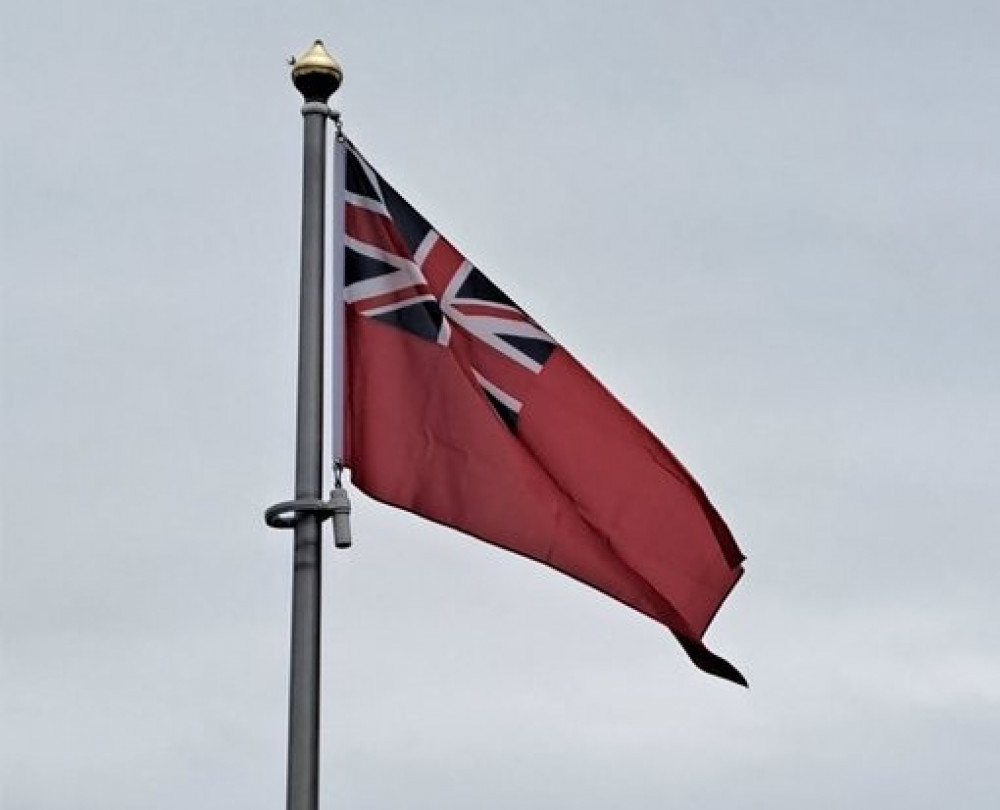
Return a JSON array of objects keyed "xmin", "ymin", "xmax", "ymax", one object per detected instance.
[{"xmin": 339, "ymin": 141, "xmax": 746, "ymax": 685}]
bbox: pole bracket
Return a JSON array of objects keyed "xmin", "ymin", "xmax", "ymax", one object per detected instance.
[
  {"xmin": 265, "ymin": 488, "xmax": 353, "ymax": 548},
  {"xmin": 265, "ymin": 497, "xmax": 333, "ymax": 529}
]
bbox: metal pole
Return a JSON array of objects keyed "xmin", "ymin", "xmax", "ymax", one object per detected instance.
[{"xmin": 285, "ymin": 40, "xmax": 343, "ymax": 810}]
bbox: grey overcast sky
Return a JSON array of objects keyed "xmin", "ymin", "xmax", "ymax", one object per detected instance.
[{"xmin": 3, "ymin": 1, "xmax": 999, "ymax": 808}]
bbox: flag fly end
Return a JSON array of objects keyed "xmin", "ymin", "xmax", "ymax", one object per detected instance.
[{"xmin": 676, "ymin": 635, "xmax": 748, "ymax": 688}]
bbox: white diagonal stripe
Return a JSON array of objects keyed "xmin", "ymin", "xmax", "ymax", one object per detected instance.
[
  {"xmin": 471, "ymin": 368, "xmax": 523, "ymax": 413},
  {"xmin": 452, "ymin": 298, "xmax": 523, "ymax": 315},
  {"xmin": 344, "ymin": 269, "xmax": 425, "ymax": 303},
  {"xmin": 361, "ymin": 294, "xmax": 436, "ymax": 318},
  {"xmin": 345, "ymin": 191, "xmax": 389, "ymax": 217},
  {"xmin": 441, "ymin": 261, "xmax": 471, "ymax": 308},
  {"xmin": 413, "ymin": 231, "xmax": 439, "ymax": 268},
  {"xmin": 345, "ymin": 144, "xmax": 388, "ymax": 205},
  {"xmin": 461, "ymin": 316, "xmax": 551, "ymax": 343},
  {"xmin": 345, "ymin": 237, "xmax": 425, "ymax": 279}
]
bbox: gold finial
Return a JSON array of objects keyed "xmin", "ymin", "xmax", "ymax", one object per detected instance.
[{"xmin": 291, "ymin": 39, "xmax": 343, "ymax": 101}]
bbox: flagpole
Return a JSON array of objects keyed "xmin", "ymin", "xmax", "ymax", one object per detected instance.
[{"xmin": 275, "ymin": 40, "xmax": 342, "ymax": 810}]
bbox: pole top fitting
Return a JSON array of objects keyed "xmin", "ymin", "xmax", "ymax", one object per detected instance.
[{"xmin": 290, "ymin": 39, "xmax": 343, "ymax": 102}]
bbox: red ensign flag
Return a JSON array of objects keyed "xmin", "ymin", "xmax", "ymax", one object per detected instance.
[{"xmin": 340, "ymin": 142, "xmax": 746, "ymax": 685}]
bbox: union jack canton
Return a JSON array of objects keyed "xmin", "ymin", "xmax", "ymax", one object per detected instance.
[{"xmin": 343, "ymin": 141, "xmax": 556, "ymax": 432}]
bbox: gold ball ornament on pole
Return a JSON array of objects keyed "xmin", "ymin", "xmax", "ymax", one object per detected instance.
[{"xmin": 291, "ymin": 40, "xmax": 343, "ymax": 102}]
